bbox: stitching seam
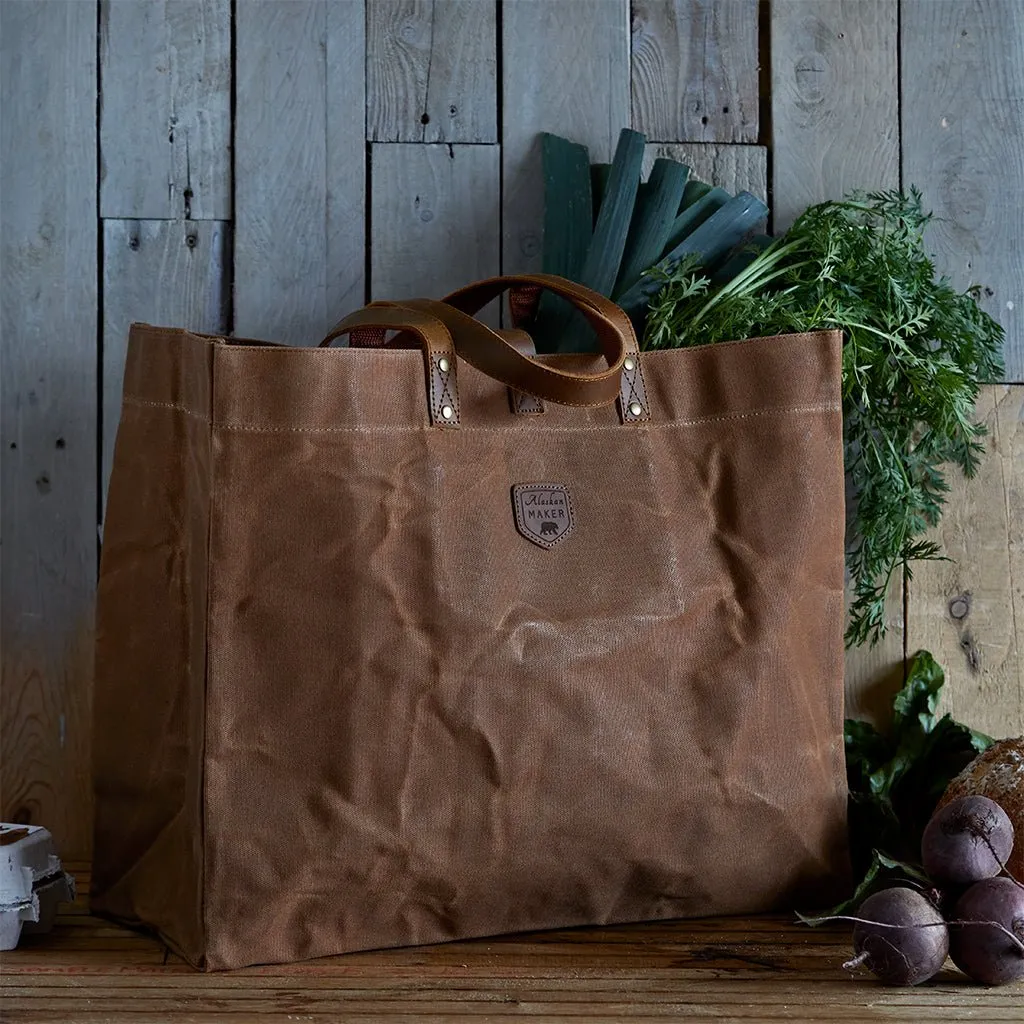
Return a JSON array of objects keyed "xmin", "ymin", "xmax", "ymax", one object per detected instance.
[
  {"xmin": 122, "ymin": 396, "xmax": 209, "ymax": 421},
  {"xmin": 121, "ymin": 397, "xmax": 840, "ymax": 432}
]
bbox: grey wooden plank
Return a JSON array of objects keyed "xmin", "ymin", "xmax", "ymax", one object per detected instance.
[
  {"xmin": 772, "ymin": 0, "xmax": 902, "ymax": 714},
  {"xmin": 0, "ymin": 0, "xmax": 98, "ymax": 859},
  {"xmin": 102, "ymin": 220, "xmax": 229, "ymax": 506},
  {"xmin": 902, "ymin": 0, "xmax": 1024, "ymax": 383},
  {"xmin": 370, "ymin": 144, "xmax": 500, "ymax": 316},
  {"xmin": 367, "ymin": 0, "xmax": 497, "ymax": 143},
  {"xmin": 234, "ymin": 0, "xmax": 366, "ymax": 345},
  {"xmin": 771, "ymin": 0, "xmax": 898, "ymax": 233},
  {"xmin": 643, "ymin": 143, "xmax": 767, "ymax": 201},
  {"xmin": 906, "ymin": 385, "xmax": 1024, "ymax": 737},
  {"xmin": 501, "ymin": 0, "xmax": 630, "ymax": 277},
  {"xmin": 631, "ymin": 0, "xmax": 758, "ymax": 144},
  {"xmin": 100, "ymin": 0, "xmax": 231, "ymax": 220}
]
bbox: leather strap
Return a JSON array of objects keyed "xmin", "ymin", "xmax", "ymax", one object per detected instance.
[
  {"xmin": 425, "ymin": 275, "xmax": 632, "ymax": 408},
  {"xmin": 503, "ymin": 277, "xmax": 649, "ymax": 422},
  {"xmin": 319, "ymin": 306, "xmax": 460, "ymax": 428},
  {"xmin": 502, "ymin": 329, "xmax": 546, "ymax": 416},
  {"xmin": 345, "ymin": 320, "xmax": 545, "ymax": 416},
  {"xmin": 441, "ymin": 274, "xmax": 649, "ymax": 421},
  {"xmin": 321, "ymin": 275, "xmax": 650, "ymax": 424}
]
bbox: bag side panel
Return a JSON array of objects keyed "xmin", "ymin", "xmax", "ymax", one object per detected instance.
[{"xmin": 91, "ymin": 325, "xmax": 212, "ymax": 966}]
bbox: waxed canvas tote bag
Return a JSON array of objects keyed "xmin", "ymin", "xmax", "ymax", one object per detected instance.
[{"xmin": 92, "ymin": 273, "xmax": 850, "ymax": 970}]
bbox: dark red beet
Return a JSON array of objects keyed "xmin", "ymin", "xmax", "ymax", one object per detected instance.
[
  {"xmin": 950, "ymin": 877, "xmax": 1024, "ymax": 985},
  {"xmin": 851, "ymin": 887, "xmax": 949, "ymax": 986},
  {"xmin": 921, "ymin": 795, "xmax": 1015, "ymax": 886}
]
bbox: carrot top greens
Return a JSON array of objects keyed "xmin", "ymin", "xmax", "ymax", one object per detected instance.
[{"xmin": 643, "ymin": 189, "xmax": 1005, "ymax": 648}]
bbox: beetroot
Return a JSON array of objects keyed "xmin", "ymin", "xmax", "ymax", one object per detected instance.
[
  {"xmin": 921, "ymin": 795, "xmax": 1014, "ymax": 885},
  {"xmin": 850, "ymin": 887, "xmax": 949, "ymax": 986},
  {"xmin": 950, "ymin": 877, "xmax": 1024, "ymax": 985}
]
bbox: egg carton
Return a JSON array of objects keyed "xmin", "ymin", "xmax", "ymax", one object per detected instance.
[{"xmin": 1, "ymin": 824, "xmax": 76, "ymax": 951}]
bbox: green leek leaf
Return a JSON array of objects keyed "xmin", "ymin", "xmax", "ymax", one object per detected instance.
[
  {"xmin": 663, "ymin": 187, "xmax": 730, "ymax": 254},
  {"xmin": 614, "ymin": 158, "xmax": 690, "ymax": 299},
  {"xmin": 617, "ymin": 191, "xmax": 769, "ymax": 317},
  {"xmin": 540, "ymin": 132, "xmax": 593, "ymax": 280}
]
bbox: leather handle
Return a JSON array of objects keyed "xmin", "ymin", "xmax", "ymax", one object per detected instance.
[
  {"xmin": 320, "ymin": 276, "xmax": 652, "ymax": 423},
  {"xmin": 433, "ymin": 274, "xmax": 638, "ymax": 408},
  {"xmin": 405, "ymin": 275, "xmax": 650, "ymax": 421},
  {"xmin": 319, "ymin": 306, "xmax": 461, "ymax": 428}
]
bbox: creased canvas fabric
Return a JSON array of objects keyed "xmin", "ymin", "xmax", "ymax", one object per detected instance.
[{"xmin": 93, "ymin": 304, "xmax": 849, "ymax": 970}]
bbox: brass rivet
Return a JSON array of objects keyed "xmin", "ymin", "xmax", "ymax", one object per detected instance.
[
  {"xmin": 438, "ymin": 357, "xmax": 450, "ymax": 372},
  {"xmin": 629, "ymin": 401, "xmax": 643, "ymax": 417},
  {"xmin": 441, "ymin": 405, "xmax": 454, "ymax": 420},
  {"xmin": 624, "ymin": 357, "xmax": 635, "ymax": 371}
]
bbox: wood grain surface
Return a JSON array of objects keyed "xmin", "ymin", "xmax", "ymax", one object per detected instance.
[
  {"xmin": 501, "ymin": 0, "xmax": 630, "ymax": 277},
  {"xmin": 368, "ymin": 0, "xmax": 497, "ymax": 143},
  {"xmin": 907, "ymin": 384, "xmax": 1024, "ymax": 738},
  {"xmin": 770, "ymin": 0, "xmax": 899, "ymax": 233},
  {"xmin": 843, "ymin": 583, "xmax": 906, "ymax": 726},
  {"xmin": 770, "ymin": 0, "xmax": 904, "ymax": 717},
  {"xmin": 1, "ymin": 867, "xmax": 1021, "ymax": 1023},
  {"xmin": 99, "ymin": 0, "xmax": 231, "ymax": 220},
  {"xmin": 631, "ymin": 0, "xmax": 759, "ymax": 143},
  {"xmin": 0, "ymin": 0, "xmax": 98, "ymax": 860},
  {"xmin": 901, "ymin": 0, "xmax": 1024, "ymax": 383},
  {"xmin": 234, "ymin": 0, "xmax": 366, "ymax": 343},
  {"xmin": 101, "ymin": 219, "xmax": 229, "ymax": 504},
  {"xmin": 370, "ymin": 143, "xmax": 500, "ymax": 308}
]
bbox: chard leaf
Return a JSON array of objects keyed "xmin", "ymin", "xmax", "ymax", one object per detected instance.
[
  {"xmin": 803, "ymin": 850, "xmax": 935, "ymax": 921},
  {"xmin": 892, "ymin": 650, "xmax": 945, "ymax": 732},
  {"xmin": 840, "ymin": 649, "xmax": 996, "ymax": 892}
]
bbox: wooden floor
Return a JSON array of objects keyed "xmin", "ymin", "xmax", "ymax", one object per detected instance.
[{"xmin": 2, "ymin": 869, "xmax": 1022, "ymax": 1022}]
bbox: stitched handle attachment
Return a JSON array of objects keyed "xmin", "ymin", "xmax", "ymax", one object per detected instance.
[
  {"xmin": 319, "ymin": 306, "xmax": 461, "ymax": 428},
  {"xmin": 320, "ymin": 275, "xmax": 651, "ymax": 424},
  {"xmin": 406, "ymin": 276, "xmax": 649, "ymax": 421}
]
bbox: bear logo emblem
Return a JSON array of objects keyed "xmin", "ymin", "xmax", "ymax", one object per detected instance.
[{"xmin": 511, "ymin": 484, "xmax": 574, "ymax": 549}]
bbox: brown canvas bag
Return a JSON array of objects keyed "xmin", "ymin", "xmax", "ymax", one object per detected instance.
[{"xmin": 92, "ymin": 274, "xmax": 850, "ymax": 970}]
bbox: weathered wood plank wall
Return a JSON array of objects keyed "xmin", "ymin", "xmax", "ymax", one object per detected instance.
[
  {"xmin": 771, "ymin": 0, "xmax": 904, "ymax": 721},
  {"xmin": 1, "ymin": 0, "xmax": 1021, "ymax": 859},
  {"xmin": 1, "ymin": 0, "xmax": 99, "ymax": 858}
]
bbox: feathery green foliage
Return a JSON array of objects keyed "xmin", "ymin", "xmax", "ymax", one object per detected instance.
[{"xmin": 643, "ymin": 189, "xmax": 1005, "ymax": 647}]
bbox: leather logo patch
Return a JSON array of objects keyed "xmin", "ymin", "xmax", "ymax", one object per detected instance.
[{"xmin": 512, "ymin": 483, "xmax": 574, "ymax": 549}]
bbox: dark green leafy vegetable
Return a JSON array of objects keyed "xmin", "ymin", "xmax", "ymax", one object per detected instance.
[
  {"xmin": 540, "ymin": 132, "xmax": 592, "ymax": 280},
  {"xmin": 578, "ymin": 127, "xmax": 645, "ymax": 297},
  {"xmin": 837, "ymin": 650, "xmax": 993, "ymax": 910},
  {"xmin": 659, "ymin": 187, "xmax": 731, "ymax": 258},
  {"xmin": 614, "ymin": 157, "xmax": 689, "ymax": 298},
  {"xmin": 617, "ymin": 191, "xmax": 768, "ymax": 317},
  {"xmin": 590, "ymin": 163, "xmax": 611, "ymax": 223},
  {"xmin": 643, "ymin": 190, "xmax": 1005, "ymax": 646},
  {"xmin": 556, "ymin": 128, "xmax": 645, "ymax": 352},
  {"xmin": 681, "ymin": 178, "xmax": 713, "ymax": 208},
  {"xmin": 712, "ymin": 234, "xmax": 772, "ymax": 285},
  {"xmin": 535, "ymin": 133, "xmax": 594, "ymax": 352}
]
